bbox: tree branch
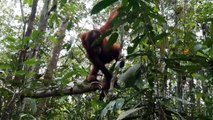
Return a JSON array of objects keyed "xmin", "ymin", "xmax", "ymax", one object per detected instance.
[{"xmin": 22, "ymin": 82, "xmax": 101, "ymax": 98}]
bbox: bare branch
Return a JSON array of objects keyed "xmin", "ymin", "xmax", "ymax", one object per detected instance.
[{"xmin": 22, "ymin": 82, "xmax": 101, "ymax": 98}]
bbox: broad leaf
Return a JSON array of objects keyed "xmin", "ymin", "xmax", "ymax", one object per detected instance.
[
  {"xmin": 117, "ymin": 107, "xmax": 143, "ymax": 120},
  {"xmin": 118, "ymin": 63, "xmax": 142, "ymax": 87},
  {"xmin": 91, "ymin": 0, "xmax": 119, "ymax": 14},
  {"xmin": 107, "ymin": 32, "xmax": 118, "ymax": 48}
]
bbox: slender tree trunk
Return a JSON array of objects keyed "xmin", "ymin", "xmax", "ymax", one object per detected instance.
[
  {"xmin": 44, "ymin": 19, "xmax": 69, "ymax": 80},
  {"xmin": 1, "ymin": 1, "xmax": 39, "ymax": 119},
  {"xmin": 189, "ymin": 77, "xmax": 195, "ymax": 118}
]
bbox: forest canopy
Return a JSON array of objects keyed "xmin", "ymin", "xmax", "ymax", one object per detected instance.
[{"xmin": 0, "ymin": 0, "xmax": 213, "ymax": 119}]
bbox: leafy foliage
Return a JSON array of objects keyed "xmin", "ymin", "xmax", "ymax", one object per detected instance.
[{"xmin": 0, "ymin": 0, "xmax": 213, "ymax": 119}]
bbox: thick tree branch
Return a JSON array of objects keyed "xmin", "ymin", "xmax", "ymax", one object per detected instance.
[{"xmin": 22, "ymin": 82, "xmax": 101, "ymax": 98}]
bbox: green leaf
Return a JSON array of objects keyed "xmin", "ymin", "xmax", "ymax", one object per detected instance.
[
  {"xmin": 115, "ymin": 98, "xmax": 125, "ymax": 109},
  {"xmin": 117, "ymin": 107, "xmax": 143, "ymax": 120},
  {"xmin": 172, "ymin": 97, "xmax": 193, "ymax": 105},
  {"xmin": 149, "ymin": 12, "xmax": 166, "ymax": 23},
  {"xmin": 122, "ymin": 0, "xmax": 128, "ymax": 6},
  {"xmin": 127, "ymin": 34, "xmax": 145, "ymax": 54},
  {"xmin": 196, "ymin": 93, "xmax": 204, "ymax": 99},
  {"xmin": 184, "ymin": 31, "xmax": 196, "ymax": 42},
  {"xmin": 165, "ymin": 55, "xmax": 208, "ymax": 73},
  {"xmin": 23, "ymin": 0, "xmax": 33, "ymax": 6},
  {"xmin": 50, "ymin": 36, "xmax": 58, "ymax": 45},
  {"xmin": 0, "ymin": 63, "xmax": 11, "ymax": 69},
  {"xmin": 19, "ymin": 113, "xmax": 36, "ymax": 120},
  {"xmin": 6, "ymin": 37, "xmax": 16, "ymax": 43},
  {"xmin": 92, "ymin": 30, "xmax": 113, "ymax": 47},
  {"xmin": 210, "ymin": 20, "xmax": 213, "ymax": 38},
  {"xmin": 91, "ymin": 0, "xmax": 119, "ymax": 14},
  {"xmin": 32, "ymin": 30, "xmax": 42, "ymax": 41},
  {"xmin": 65, "ymin": 43, "xmax": 71, "ymax": 51},
  {"xmin": 73, "ymin": 64, "xmax": 88, "ymax": 76},
  {"xmin": 101, "ymin": 98, "xmax": 125, "ymax": 118},
  {"xmin": 127, "ymin": 51, "xmax": 152, "ymax": 59},
  {"xmin": 23, "ymin": 98, "xmax": 37, "ymax": 113},
  {"xmin": 118, "ymin": 63, "xmax": 142, "ymax": 87},
  {"xmin": 16, "ymin": 70, "xmax": 26, "ymax": 76},
  {"xmin": 62, "ymin": 72, "xmax": 73, "ymax": 80},
  {"xmin": 24, "ymin": 58, "xmax": 39, "ymax": 66},
  {"xmin": 128, "ymin": 0, "xmax": 140, "ymax": 9},
  {"xmin": 101, "ymin": 101, "xmax": 116, "ymax": 117},
  {"xmin": 154, "ymin": 32, "xmax": 169, "ymax": 41},
  {"xmin": 194, "ymin": 44, "xmax": 203, "ymax": 51},
  {"xmin": 67, "ymin": 22, "xmax": 73, "ymax": 30},
  {"xmin": 61, "ymin": 0, "xmax": 67, "ymax": 4},
  {"xmin": 181, "ymin": 65, "xmax": 202, "ymax": 73},
  {"xmin": 107, "ymin": 32, "xmax": 119, "ymax": 48}
]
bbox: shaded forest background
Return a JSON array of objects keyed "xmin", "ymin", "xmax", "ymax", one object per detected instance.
[{"xmin": 0, "ymin": 0, "xmax": 213, "ymax": 119}]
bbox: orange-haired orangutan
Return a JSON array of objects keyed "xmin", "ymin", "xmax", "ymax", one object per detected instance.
[{"xmin": 80, "ymin": 7, "xmax": 121, "ymax": 90}]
